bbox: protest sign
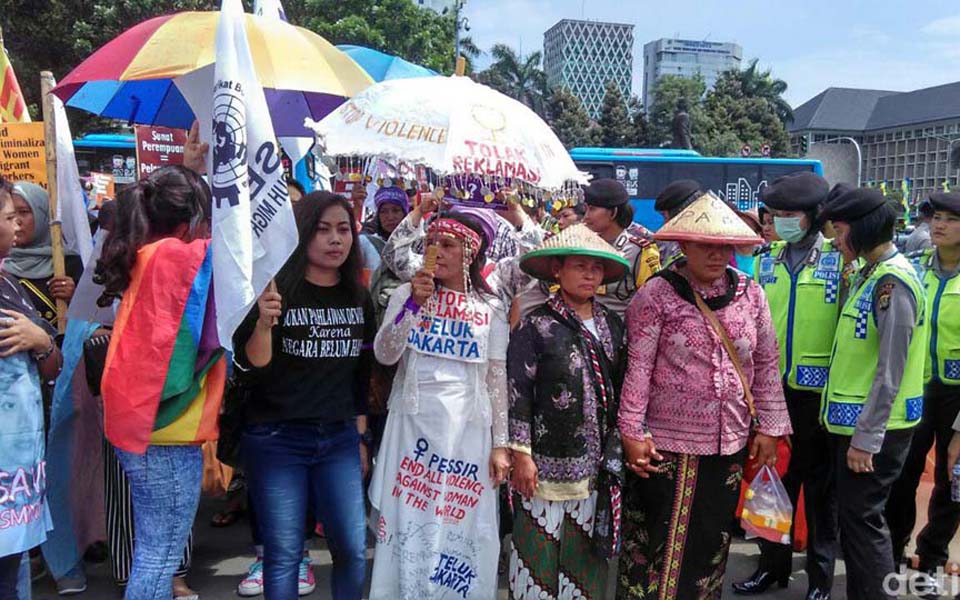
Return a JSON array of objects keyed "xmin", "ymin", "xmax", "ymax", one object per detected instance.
[
  {"xmin": 0, "ymin": 122, "xmax": 47, "ymax": 188},
  {"xmin": 406, "ymin": 290, "xmax": 491, "ymax": 363},
  {"xmin": 134, "ymin": 125, "xmax": 186, "ymax": 178},
  {"xmin": 89, "ymin": 172, "xmax": 115, "ymax": 206}
]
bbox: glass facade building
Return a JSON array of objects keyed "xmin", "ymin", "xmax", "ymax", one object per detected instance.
[{"xmin": 543, "ymin": 19, "xmax": 634, "ymax": 120}]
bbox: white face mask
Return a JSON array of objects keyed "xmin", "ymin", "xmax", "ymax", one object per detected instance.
[{"xmin": 774, "ymin": 216, "xmax": 808, "ymax": 243}]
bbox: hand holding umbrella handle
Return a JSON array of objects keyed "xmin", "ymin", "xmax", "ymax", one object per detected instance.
[{"xmin": 423, "ymin": 245, "xmax": 438, "ymax": 275}]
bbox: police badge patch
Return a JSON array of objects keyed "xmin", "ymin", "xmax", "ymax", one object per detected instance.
[
  {"xmin": 759, "ymin": 256, "xmax": 777, "ymax": 285},
  {"xmin": 814, "ymin": 251, "xmax": 841, "ymax": 281}
]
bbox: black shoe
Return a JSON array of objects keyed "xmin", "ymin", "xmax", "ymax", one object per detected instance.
[
  {"xmin": 806, "ymin": 589, "xmax": 830, "ymax": 600},
  {"xmin": 731, "ymin": 569, "xmax": 789, "ymax": 595}
]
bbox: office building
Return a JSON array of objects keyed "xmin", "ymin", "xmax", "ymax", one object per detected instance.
[
  {"xmin": 543, "ymin": 19, "xmax": 634, "ymax": 120},
  {"xmin": 790, "ymin": 81, "xmax": 960, "ymax": 201},
  {"xmin": 642, "ymin": 38, "xmax": 742, "ymax": 110}
]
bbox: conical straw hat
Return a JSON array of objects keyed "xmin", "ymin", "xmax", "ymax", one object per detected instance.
[
  {"xmin": 520, "ymin": 224, "xmax": 630, "ymax": 284},
  {"xmin": 654, "ymin": 191, "xmax": 762, "ymax": 246}
]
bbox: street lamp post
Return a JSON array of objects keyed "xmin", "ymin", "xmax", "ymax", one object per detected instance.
[
  {"xmin": 933, "ymin": 135, "xmax": 960, "ymax": 189},
  {"xmin": 453, "ymin": 1, "xmax": 470, "ymax": 69},
  {"xmin": 813, "ymin": 136, "xmax": 863, "ymax": 187}
]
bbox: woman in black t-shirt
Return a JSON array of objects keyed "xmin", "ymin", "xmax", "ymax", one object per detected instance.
[{"xmin": 234, "ymin": 192, "xmax": 374, "ymax": 600}]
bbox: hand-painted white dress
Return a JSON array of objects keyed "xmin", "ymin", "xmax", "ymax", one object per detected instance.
[{"xmin": 368, "ymin": 282, "xmax": 509, "ymax": 600}]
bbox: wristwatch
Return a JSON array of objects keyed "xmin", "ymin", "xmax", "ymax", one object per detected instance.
[{"xmin": 359, "ymin": 429, "xmax": 374, "ymax": 446}]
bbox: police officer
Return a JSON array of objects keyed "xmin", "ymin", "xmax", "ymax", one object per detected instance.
[
  {"xmin": 654, "ymin": 179, "xmax": 703, "ymax": 268},
  {"xmin": 581, "ymin": 178, "xmax": 660, "ymax": 315},
  {"xmin": 733, "ymin": 173, "xmax": 840, "ymax": 600},
  {"xmin": 821, "ymin": 188, "xmax": 928, "ymax": 600},
  {"xmin": 887, "ymin": 191, "xmax": 960, "ymax": 597}
]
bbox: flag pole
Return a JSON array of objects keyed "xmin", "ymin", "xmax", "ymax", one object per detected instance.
[{"xmin": 40, "ymin": 71, "xmax": 67, "ymax": 333}]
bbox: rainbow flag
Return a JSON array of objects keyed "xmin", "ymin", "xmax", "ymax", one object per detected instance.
[
  {"xmin": 0, "ymin": 30, "xmax": 29, "ymax": 122},
  {"xmin": 102, "ymin": 238, "xmax": 225, "ymax": 454}
]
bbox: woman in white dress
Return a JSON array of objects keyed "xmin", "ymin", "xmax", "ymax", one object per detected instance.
[{"xmin": 369, "ymin": 203, "xmax": 511, "ymax": 600}]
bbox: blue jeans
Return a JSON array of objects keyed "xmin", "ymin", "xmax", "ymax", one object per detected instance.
[
  {"xmin": 242, "ymin": 420, "xmax": 366, "ymax": 600},
  {"xmin": 17, "ymin": 552, "xmax": 30, "ymax": 600},
  {"xmin": 114, "ymin": 445, "xmax": 202, "ymax": 600}
]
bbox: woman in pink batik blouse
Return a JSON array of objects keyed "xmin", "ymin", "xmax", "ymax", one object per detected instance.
[{"xmin": 616, "ymin": 192, "xmax": 791, "ymax": 600}]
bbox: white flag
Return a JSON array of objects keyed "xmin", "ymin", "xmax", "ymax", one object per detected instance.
[
  {"xmin": 52, "ymin": 95, "xmax": 93, "ymax": 266},
  {"xmin": 207, "ymin": 0, "xmax": 297, "ymax": 350}
]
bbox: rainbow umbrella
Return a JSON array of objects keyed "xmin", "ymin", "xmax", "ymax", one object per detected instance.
[
  {"xmin": 53, "ymin": 11, "xmax": 374, "ymax": 137},
  {"xmin": 336, "ymin": 45, "xmax": 437, "ymax": 82}
]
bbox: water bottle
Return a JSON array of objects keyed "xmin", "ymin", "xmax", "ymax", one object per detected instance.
[{"xmin": 953, "ymin": 464, "xmax": 960, "ymax": 502}]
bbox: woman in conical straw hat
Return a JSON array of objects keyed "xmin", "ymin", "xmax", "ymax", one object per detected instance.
[
  {"xmin": 616, "ymin": 192, "xmax": 791, "ymax": 600},
  {"xmin": 507, "ymin": 224, "xmax": 629, "ymax": 599}
]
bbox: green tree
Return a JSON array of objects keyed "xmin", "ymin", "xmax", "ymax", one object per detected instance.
[
  {"xmin": 646, "ymin": 74, "xmax": 712, "ymax": 149},
  {"xmin": 598, "ymin": 80, "xmax": 631, "ymax": 147},
  {"xmin": 1, "ymin": 0, "xmax": 457, "ymax": 124},
  {"xmin": 1, "ymin": 0, "xmax": 219, "ymax": 122},
  {"xmin": 477, "ymin": 44, "xmax": 547, "ymax": 115},
  {"xmin": 627, "ymin": 95, "xmax": 649, "ymax": 147},
  {"xmin": 457, "ymin": 36, "xmax": 481, "ymax": 74},
  {"xmin": 736, "ymin": 58, "xmax": 793, "ymax": 126},
  {"xmin": 545, "ymin": 86, "xmax": 592, "ymax": 149},
  {"xmin": 702, "ymin": 70, "xmax": 791, "ymax": 157},
  {"xmin": 291, "ymin": 0, "xmax": 456, "ymax": 74}
]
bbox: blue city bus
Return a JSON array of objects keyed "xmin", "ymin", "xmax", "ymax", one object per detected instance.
[
  {"xmin": 570, "ymin": 147, "xmax": 824, "ymax": 231},
  {"xmin": 73, "ymin": 131, "xmax": 319, "ymax": 190},
  {"xmin": 73, "ymin": 133, "xmax": 138, "ymax": 184}
]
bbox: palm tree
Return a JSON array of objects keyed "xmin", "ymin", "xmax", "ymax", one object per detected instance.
[
  {"xmin": 738, "ymin": 58, "xmax": 793, "ymax": 126},
  {"xmin": 457, "ymin": 36, "xmax": 481, "ymax": 73},
  {"xmin": 482, "ymin": 43, "xmax": 548, "ymax": 115}
]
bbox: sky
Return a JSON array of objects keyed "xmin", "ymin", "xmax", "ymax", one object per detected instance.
[{"xmin": 460, "ymin": 0, "xmax": 960, "ymax": 109}]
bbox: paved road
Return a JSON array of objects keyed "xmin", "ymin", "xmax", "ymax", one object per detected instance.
[{"xmin": 33, "ymin": 479, "xmax": 955, "ymax": 599}]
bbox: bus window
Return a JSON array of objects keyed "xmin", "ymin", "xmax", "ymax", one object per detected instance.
[
  {"xmin": 577, "ymin": 162, "xmax": 616, "ymax": 182},
  {"xmin": 669, "ymin": 163, "xmax": 724, "ymax": 196}
]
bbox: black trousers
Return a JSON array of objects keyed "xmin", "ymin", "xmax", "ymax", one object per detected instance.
[
  {"xmin": 0, "ymin": 553, "xmax": 20, "ymax": 598},
  {"xmin": 834, "ymin": 428, "xmax": 914, "ymax": 600},
  {"xmin": 886, "ymin": 380, "xmax": 960, "ymax": 570},
  {"xmin": 757, "ymin": 387, "xmax": 839, "ymax": 590}
]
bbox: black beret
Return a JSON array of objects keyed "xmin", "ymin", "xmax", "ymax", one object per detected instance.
[
  {"xmin": 928, "ymin": 192, "xmax": 960, "ymax": 215},
  {"xmin": 760, "ymin": 172, "xmax": 829, "ymax": 211},
  {"xmin": 655, "ymin": 179, "xmax": 702, "ymax": 212},
  {"xmin": 826, "ymin": 183, "xmax": 853, "ymax": 206},
  {"xmin": 584, "ymin": 178, "xmax": 628, "ymax": 208},
  {"xmin": 823, "ymin": 187, "xmax": 887, "ymax": 222}
]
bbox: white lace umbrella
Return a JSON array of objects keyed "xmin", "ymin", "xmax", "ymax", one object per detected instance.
[{"xmin": 305, "ymin": 75, "xmax": 587, "ymax": 191}]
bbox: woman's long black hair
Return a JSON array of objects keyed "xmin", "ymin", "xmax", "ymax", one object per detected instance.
[
  {"xmin": 275, "ymin": 191, "xmax": 364, "ymax": 302},
  {"xmin": 95, "ymin": 166, "xmax": 210, "ymax": 306}
]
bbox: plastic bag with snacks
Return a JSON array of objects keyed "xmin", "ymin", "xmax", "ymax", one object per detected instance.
[{"xmin": 740, "ymin": 465, "xmax": 793, "ymax": 545}]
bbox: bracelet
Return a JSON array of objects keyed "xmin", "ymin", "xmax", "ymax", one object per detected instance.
[
  {"xmin": 32, "ymin": 336, "xmax": 55, "ymax": 362},
  {"xmin": 394, "ymin": 295, "xmax": 422, "ymax": 325}
]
